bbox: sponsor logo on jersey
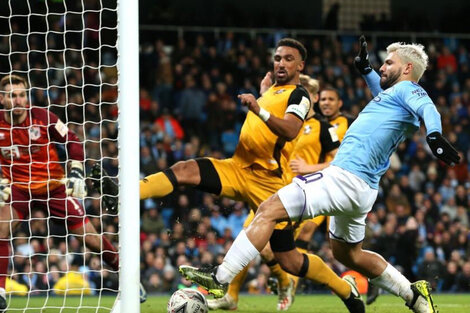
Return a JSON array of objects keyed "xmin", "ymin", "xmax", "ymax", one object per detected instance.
[
  {"xmin": 29, "ymin": 126, "xmax": 41, "ymax": 140},
  {"xmin": 1, "ymin": 146, "xmax": 20, "ymax": 159},
  {"xmin": 304, "ymin": 125, "xmax": 311, "ymax": 134},
  {"xmin": 55, "ymin": 119, "xmax": 68, "ymax": 137},
  {"xmin": 274, "ymin": 89, "xmax": 286, "ymax": 94}
]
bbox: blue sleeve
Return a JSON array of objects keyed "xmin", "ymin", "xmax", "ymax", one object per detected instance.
[
  {"xmin": 363, "ymin": 71, "xmax": 383, "ymax": 97},
  {"xmin": 396, "ymin": 82, "xmax": 442, "ymax": 135}
]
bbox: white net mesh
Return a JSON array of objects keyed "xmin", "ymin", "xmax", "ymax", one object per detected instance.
[{"xmin": 0, "ymin": 0, "xmax": 119, "ymax": 311}]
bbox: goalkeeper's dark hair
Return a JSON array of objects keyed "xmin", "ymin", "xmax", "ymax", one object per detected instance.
[
  {"xmin": 0, "ymin": 74, "xmax": 28, "ymax": 90},
  {"xmin": 276, "ymin": 38, "xmax": 307, "ymax": 61}
]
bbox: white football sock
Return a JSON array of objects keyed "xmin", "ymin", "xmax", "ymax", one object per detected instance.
[
  {"xmin": 216, "ymin": 230, "xmax": 259, "ymax": 284},
  {"xmin": 370, "ymin": 263, "xmax": 413, "ymax": 302}
]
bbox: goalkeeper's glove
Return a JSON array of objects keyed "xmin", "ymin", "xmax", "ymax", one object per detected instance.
[
  {"xmin": 0, "ymin": 179, "xmax": 11, "ymax": 207},
  {"xmin": 66, "ymin": 161, "xmax": 87, "ymax": 198},
  {"xmin": 426, "ymin": 132, "xmax": 461, "ymax": 166},
  {"xmin": 88, "ymin": 163, "xmax": 119, "ymax": 213},
  {"xmin": 354, "ymin": 35, "xmax": 373, "ymax": 75}
]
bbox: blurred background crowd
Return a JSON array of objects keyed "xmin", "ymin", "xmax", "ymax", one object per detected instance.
[{"xmin": 1, "ymin": 0, "xmax": 469, "ymax": 298}]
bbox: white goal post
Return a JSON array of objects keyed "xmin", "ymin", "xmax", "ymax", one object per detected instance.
[
  {"xmin": 117, "ymin": 0, "xmax": 141, "ymax": 311},
  {"xmin": 0, "ymin": 0, "xmax": 141, "ymax": 311}
]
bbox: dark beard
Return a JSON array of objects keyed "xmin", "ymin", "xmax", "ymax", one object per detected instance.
[
  {"xmin": 380, "ymin": 71, "xmax": 401, "ymax": 89},
  {"xmin": 275, "ymin": 71, "xmax": 295, "ymax": 85}
]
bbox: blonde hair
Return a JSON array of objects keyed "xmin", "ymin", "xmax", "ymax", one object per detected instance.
[
  {"xmin": 0, "ymin": 74, "xmax": 28, "ymax": 91},
  {"xmin": 386, "ymin": 42, "xmax": 429, "ymax": 81},
  {"xmin": 299, "ymin": 74, "xmax": 319, "ymax": 95}
]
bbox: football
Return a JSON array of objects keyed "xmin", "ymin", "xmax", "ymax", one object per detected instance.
[{"xmin": 167, "ymin": 288, "xmax": 208, "ymax": 313}]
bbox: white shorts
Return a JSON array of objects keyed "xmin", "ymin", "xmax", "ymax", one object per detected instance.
[{"xmin": 277, "ymin": 165, "xmax": 378, "ymax": 243}]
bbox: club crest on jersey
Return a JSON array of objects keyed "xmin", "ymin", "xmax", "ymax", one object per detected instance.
[
  {"xmin": 274, "ymin": 89, "xmax": 286, "ymax": 94},
  {"xmin": 29, "ymin": 126, "xmax": 41, "ymax": 140},
  {"xmin": 304, "ymin": 125, "xmax": 311, "ymax": 134}
]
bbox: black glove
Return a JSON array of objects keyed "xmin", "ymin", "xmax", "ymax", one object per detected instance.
[
  {"xmin": 88, "ymin": 163, "xmax": 119, "ymax": 213},
  {"xmin": 426, "ymin": 132, "xmax": 460, "ymax": 166},
  {"xmin": 354, "ymin": 35, "xmax": 373, "ymax": 75}
]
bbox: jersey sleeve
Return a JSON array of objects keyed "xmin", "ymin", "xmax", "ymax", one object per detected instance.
[
  {"xmin": 44, "ymin": 110, "xmax": 85, "ymax": 161},
  {"xmin": 364, "ymin": 71, "xmax": 383, "ymax": 97},
  {"xmin": 395, "ymin": 82, "xmax": 442, "ymax": 135},
  {"xmin": 285, "ymin": 86, "xmax": 311, "ymax": 121},
  {"xmin": 319, "ymin": 120, "xmax": 340, "ymax": 153}
]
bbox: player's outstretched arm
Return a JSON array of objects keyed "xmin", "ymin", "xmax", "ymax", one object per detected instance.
[
  {"xmin": 354, "ymin": 35, "xmax": 382, "ymax": 97},
  {"xmin": 426, "ymin": 132, "xmax": 460, "ymax": 166},
  {"xmin": 238, "ymin": 93, "xmax": 303, "ymax": 141}
]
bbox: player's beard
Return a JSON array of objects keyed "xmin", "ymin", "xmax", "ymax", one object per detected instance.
[
  {"xmin": 275, "ymin": 70, "xmax": 295, "ymax": 85},
  {"xmin": 380, "ymin": 69, "xmax": 401, "ymax": 89}
]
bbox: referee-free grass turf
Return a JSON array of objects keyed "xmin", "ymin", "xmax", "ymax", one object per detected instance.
[{"xmin": 5, "ymin": 294, "xmax": 470, "ymax": 312}]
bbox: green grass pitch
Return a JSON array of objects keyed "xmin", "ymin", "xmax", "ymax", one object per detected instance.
[{"xmin": 5, "ymin": 294, "xmax": 470, "ymax": 313}]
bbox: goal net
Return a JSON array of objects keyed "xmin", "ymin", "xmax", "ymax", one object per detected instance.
[{"xmin": 0, "ymin": 0, "xmax": 121, "ymax": 311}]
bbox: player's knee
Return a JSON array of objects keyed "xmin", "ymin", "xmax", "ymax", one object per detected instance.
[
  {"xmin": 275, "ymin": 252, "xmax": 303, "ymax": 275},
  {"xmin": 257, "ymin": 194, "xmax": 287, "ymax": 223},
  {"xmin": 260, "ymin": 245, "xmax": 274, "ymax": 261},
  {"xmin": 332, "ymin": 245, "xmax": 359, "ymax": 268},
  {"xmin": 170, "ymin": 160, "xmax": 199, "ymax": 185}
]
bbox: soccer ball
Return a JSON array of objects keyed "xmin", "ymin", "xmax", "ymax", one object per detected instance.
[{"xmin": 167, "ymin": 288, "xmax": 208, "ymax": 313}]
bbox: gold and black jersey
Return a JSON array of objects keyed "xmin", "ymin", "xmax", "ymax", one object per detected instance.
[
  {"xmin": 233, "ymin": 84, "xmax": 310, "ymax": 174},
  {"xmin": 283, "ymin": 115, "xmax": 340, "ymax": 182},
  {"xmin": 329, "ymin": 114, "xmax": 355, "ymax": 141}
]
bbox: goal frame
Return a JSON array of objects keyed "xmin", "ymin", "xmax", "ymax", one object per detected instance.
[{"xmin": 117, "ymin": 0, "xmax": 140, "ymax": 311}]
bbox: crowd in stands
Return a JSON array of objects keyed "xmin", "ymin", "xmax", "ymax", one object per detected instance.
[
  {"xmin": 3, "ymin": 13, "xmax": 470, "ymax": 296},
  {"xmin": 138, "ymin": 32, "xmax": 470, "ymax": 294}
]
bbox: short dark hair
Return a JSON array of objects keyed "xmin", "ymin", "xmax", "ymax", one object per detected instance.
[
  {"xmin": 320, "ymin": 87, "xmax": 341, "ymax": 99},
  {"xmin": 276, "ymin": 38, "xmax": 307, "ymax": 61},
  {"xmin": 0, "ymin": 74, "xmax": 28, "ymax": 90}
]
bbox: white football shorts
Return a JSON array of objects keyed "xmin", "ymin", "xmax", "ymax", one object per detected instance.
[{"xmin": 277, "ymin": 165, "xmax": 378, "ymax": 243}]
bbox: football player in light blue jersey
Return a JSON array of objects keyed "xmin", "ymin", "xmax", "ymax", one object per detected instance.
[{"xmin": 180, "ymin": 37, "xmax": 460, "ymax": 313}]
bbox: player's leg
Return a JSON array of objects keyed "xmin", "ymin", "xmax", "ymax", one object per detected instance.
[
  {"xmin": 294, "ymin": 217, "xmax": 324, "ymax": 254},
  {"xmin": 260, "ymin": 242, "xmax": 295, "ymax": 311},
  {"xmin": 70, "ymin": 220, "xmax": 119, "ymax": 271},
  {"xmin": 180, "ymin": 193, "xmax": 288, "ymax": 296},
  {"xmin": 140, "ymin": 157, "xmax": 224, "ymax": 199},
  {"xmin": 330, "ymin": 219, "xmax": 436, "ymax": 313},
  {"xmin": 287, "ymin": 216, "xmax": 325, "ymax": 292},
  {"xmin": 208, "ymin": 210, "xmax": 255, "ymax": 310},
  {"xmin": 0, "ymin": 185, "xmax": 24, "ymax": 310},
  {"xmin": 271, "ymin": 229, "xmax": 364, "ymax": 313}
]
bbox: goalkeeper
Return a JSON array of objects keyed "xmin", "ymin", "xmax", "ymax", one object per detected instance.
[{"xmin": 0, "ymin": 74, "xmax": 124, "ymax": 309}]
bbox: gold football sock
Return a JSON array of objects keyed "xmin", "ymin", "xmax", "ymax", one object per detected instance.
[
  {"xmin": 288, "ymin": 273, "xmax": 300, "ymax": 291},
  {"xmin": 227, "ymin": 265, "xmax": 249, "ymax": 302},
  {"xmin": 269, "ymin": 262, "xmax": 291, "ymax": 288},
  {"xmin": 140, "ymin": 171, "xmax": 174, "ymax": 199},
  {"xmin": 305, "ymin": 254, "xmax": 351, "ymax": 299}
]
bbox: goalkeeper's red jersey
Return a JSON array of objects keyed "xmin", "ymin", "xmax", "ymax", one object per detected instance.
[{"xmin": 0, "ymin": 107, "xmax": 84, "ymax": 195}]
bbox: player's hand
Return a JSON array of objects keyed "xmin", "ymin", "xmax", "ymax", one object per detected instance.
[
  {"xmin": 260, "ymin": 72, "xmax": 273, "ymax": 95},
  {"xmin": 290, "ymin": 156, "xmax": 308, "ymax": 174},
  {"xmin": 88, "ymin": 163, "xmax": 119, "ymax": 213},
  {"xmin": 66, "ymin": 161, "xmax": 87, "ymax": 198},
  {"xmin": 0, "ymin": 179, "xmax": 11, "ymax": 207},
  {"xmin": 238, "ymin": 93, "xmax": 260, "ymax": 114},
  {"xmin": 426, "ymin": 132, "xmax": 461, "ymax": 166},
  {"xmin": 354, "ymin": 35, "xmax": 372, "ymax": 75}
]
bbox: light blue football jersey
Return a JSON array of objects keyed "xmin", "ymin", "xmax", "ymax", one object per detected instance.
[{"xmin": 331, "ymin": 71, "xmax": 442, "ymax": 189}]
